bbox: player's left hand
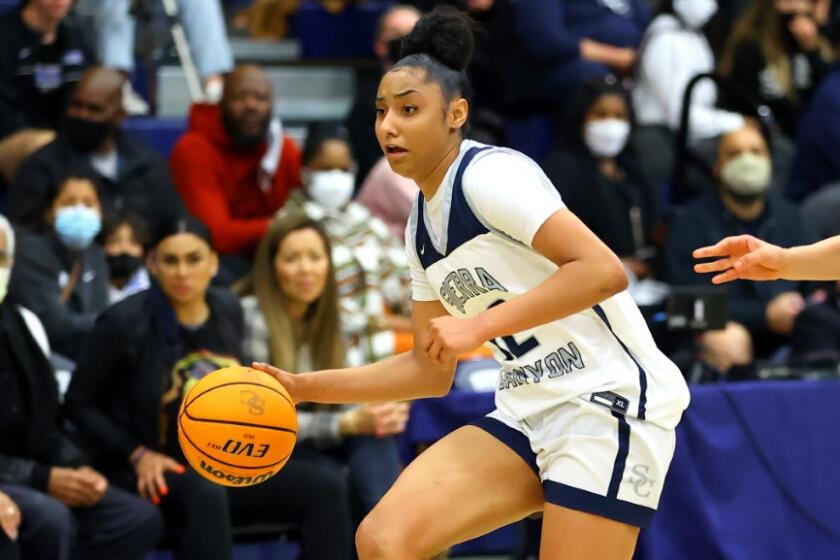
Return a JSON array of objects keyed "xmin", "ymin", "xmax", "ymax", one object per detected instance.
[{"xmin": 425, "ymin": 316, "xmax": 483, "ymax": 366}]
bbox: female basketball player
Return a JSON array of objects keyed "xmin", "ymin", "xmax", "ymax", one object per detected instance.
[
  {"xmin": 254, "ymin": 7, "xmax": 690, "ymax": 559},
  {"xmin": 695, "ymin": 234, "xmax": 840, "ymax": 283}
]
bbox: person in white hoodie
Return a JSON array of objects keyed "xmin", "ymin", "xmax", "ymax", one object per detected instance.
[{"xmin": 634, "ymin": 0, "xmax": 747, "ymax": 183}]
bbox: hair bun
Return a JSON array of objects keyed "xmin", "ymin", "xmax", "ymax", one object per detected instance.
[{"xmin": 401, "ymin": 6, "xmax": 475, "ymax": 72}]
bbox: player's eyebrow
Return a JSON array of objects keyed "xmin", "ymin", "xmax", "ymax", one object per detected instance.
[{"xmin": 375, "ymin": 89, "xmax": 418, "ymax": 102}]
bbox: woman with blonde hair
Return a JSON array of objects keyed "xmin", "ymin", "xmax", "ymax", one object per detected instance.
[
  {"xmin": 239, "ymin": 213, "xmax": 407, "ymax": 522},
  {"xmin": 720, "ymin": 0, "xmax": 833, "ymax": 137}
]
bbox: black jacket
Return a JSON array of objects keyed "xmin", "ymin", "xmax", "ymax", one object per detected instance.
[
  {"xmin": 542, "ymin": 147, "xmax": 661, "ymax": 259},
  {"xmin": 8, "ymin": 230, "xmax": 109, "ymax": 360},
  {"xmin": 0, "ymin": 301, "xmax": 86, "ymax": 492},
  {"xmin": 9, "ymin": 131, "xmax": 185, "ymax": 239},
  {"xmin": 661, "ymin": 190, "xmax": 817, "ymax": 340},
  {"xmin": 791, "ymin": 295, "xmax": 840, "ymax": 363},
  {"xmin": 64, "ymin": 286, "xmax": 244, "ymax": 479},
  {"xmin": 0, "ymin": 9, "xmax": 95, "ymax": 138}
]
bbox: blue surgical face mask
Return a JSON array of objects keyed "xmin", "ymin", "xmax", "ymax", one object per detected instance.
[{"xmin": 54, "ymin": 204, "xmax": 102, "ymax": 250}]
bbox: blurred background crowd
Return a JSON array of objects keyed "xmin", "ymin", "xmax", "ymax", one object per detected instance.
[{"xmin": 0, "ymin": 0, "xmax": 839, "ymax": 558}]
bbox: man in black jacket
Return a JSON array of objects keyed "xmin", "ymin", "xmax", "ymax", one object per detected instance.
[
  {"xmin": 9, "ymin": 66, "xmax": 185, "ymax": 239},
  {"xmin": 0, "ymin": 215, "xmax": 162, "ymax": 560},
  {"xmin": 662, "ymin": 126, "xmax": 817, "ymax": 362},
  {"xmin": 0, "ymin": 0, "xmax": 95, "ymax": 183}
]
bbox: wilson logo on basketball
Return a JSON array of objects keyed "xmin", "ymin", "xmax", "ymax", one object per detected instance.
[
  {"xmin": 199, "ymin": 459, "xmax": 274, "ymax": 486},
  {"xmin": 220, "ymin": 439, "xmax": 270, "ymax": 458}
]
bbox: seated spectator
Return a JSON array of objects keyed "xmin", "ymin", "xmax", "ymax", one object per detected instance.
[
  {"xmin": 662, "ymin": 126, "xmax": 817, "ymax": 361},
  {"xmin": 282, "ymin": 125, "xmax": 412, "ymax": 366},
  {"xmin": 543, "ymin": 76, "xmax": 663, "ymax": 298},
  {"xmin": 791, "ymin": 281, "xmax": 840, "ymax": 365},
  {"xmin": 170, "ymin": 64, "xmax": 302, "ymax": 282},
  {"xmin": 786, "ymin": 62, "xmax": 840, "ymax": 202},
  {"xmin": 65, "ymin": 217, "xmax": 353, "ymax": 560},
  {"xmin": 238, "ymin": 214, "xmax": 406, "ymax": 521},
  {"xmin": 8, "ymin": 175, "xmax": 109, "ymax": 361},
  {"xmin": 345, "ymin": 4, "xmax": 420, "ymax": 187},
  {"xmin": 502, "ymin": 0, "xmax": 649, "ymax": 110},
  {"xmin": 0, "ymin": 214, "xmax": 162, "ymax": 560},
  {"xmin": 83, "ymin": 0, "xmax": 232, "ymax": 106},
  {"xmin": 0, "ymin": 0, "xmax": 95, "ymax": 183},
  {"xmin": 357, "ymin": 156, "xmax": 418, "ymax": 238},
  {"xmin": 10, "ymin": 67, "xmax": 183, "ymax": 238},
  {"xmin": 634, "ymin": 0, "xmax": 748, "ymax": 183},
  {"xmin": 719, "ymin": 0, "xmax": 834, "ymax": 138},
  {"xmin": 102, "ymin": 212, "xmax": 150, "ymax": 304}
]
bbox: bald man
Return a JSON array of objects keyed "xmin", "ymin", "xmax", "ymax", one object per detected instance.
[
  {"xmin": 9, "ymin": 66, "xmax": 184, "ymax": 239},
  {"xmin": 661, "ymin": 126, "xmax": 818, "ymax": 362},
  {"xmin": 170, "ymin": 64, "xmax": 302, "ymax": 276}
]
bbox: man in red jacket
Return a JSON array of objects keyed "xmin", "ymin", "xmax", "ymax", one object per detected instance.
[{"xmin": 169, "ymin": 64, "xmax": 302, "ymax": 280}]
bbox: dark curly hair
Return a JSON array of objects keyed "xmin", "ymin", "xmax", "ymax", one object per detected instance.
[{"xmin": 390, "ymin": 6, "xmax": 475, "ymax": 106}]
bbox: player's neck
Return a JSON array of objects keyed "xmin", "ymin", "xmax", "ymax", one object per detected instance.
[
  {"xmin": 174, "ymin": 299, "xmax": 210, "ymax": 327},
  {"xmin": 416, "ymin": 141, "xmax": 461, "ymax": 200}
]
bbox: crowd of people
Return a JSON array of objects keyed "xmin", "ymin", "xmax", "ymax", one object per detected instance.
[{"xmin": 0, "ymin": 0, "xmax": 838, "ymax": 558}]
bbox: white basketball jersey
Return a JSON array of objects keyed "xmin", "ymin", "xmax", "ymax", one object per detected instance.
[{"xmin": 406, "ymin": 141, "xmax": 690, "ymax": 429}]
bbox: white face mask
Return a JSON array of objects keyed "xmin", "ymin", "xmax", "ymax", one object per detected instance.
[
  {"xmin": 306, "ymin": 170, "xmax": 355, "ymax": 211},
  {"xmin": 721, "ymin": 152, "xmax": 772, "ymax": 196},
  {"xmin": 0, "ymin": 267, "xmax": 10, "ymax": 305},
  {"xmin": 584, "ymin": 118, "xmax": 631, "ymax": 158},
  {"xmin": 673, "ymin": 0, "xmax": 718, "ymax": 29}
]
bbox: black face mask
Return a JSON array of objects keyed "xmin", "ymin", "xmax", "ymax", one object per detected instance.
[
  {"xmin": 107, "ymin": 253, "xmax": 143, "ymax": 281},
  {"xmin": 386, "ymin": 37, "xmax": 404, "ymax": 65},
  {"xmin": 64, "ymin": 116, "xmax": 116, "ymax": 153}
]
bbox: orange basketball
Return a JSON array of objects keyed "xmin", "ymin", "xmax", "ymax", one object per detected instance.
[{"xmin": 178, "ymin": 366, "xmax": 297, "ymax": 487}]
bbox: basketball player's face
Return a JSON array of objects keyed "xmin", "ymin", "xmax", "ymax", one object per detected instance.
[
  {"xmin": 274, "ymin": 228, "xmax": 330, "ymax": 309},
  {"xmin": 152, "ymin": 234, "xmax": 219, "ymax": 305},
  {"xmin": 375, "ymin": 68, "xmax": 462, "ymax": 181}
]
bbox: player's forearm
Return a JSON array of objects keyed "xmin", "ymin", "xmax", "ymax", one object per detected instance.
[
  {"xmin": 786, "ymin": 236, "xmax": 840, "ymax": 280},
  {"xmin": 293, "ymin": 351, "xmax": 454, "ymax": 404},
  {"xmin": 475, "ymin": 257, "xmax": 627, "ymax": 342}
]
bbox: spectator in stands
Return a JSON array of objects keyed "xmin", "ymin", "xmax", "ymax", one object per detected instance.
[
  {"xmin": 662, "ymin": 126, "xmax": 817, "ymax": 360},
  {"xmin": 502, "ymin": 0, "xmax": 649, "ymax": 110},
  {"xmin": 170, "ymin": 64, "xmax": 302, "ymax": 282},
  {"xmin": 239, "ymin": 213, "xmax": 406, "ymax": 521},
  {"xmin": 102, "ymin": 212, "xmax": 150, "ymax": 304},
  {"xmin": 345, "ymin": 4, "xmax": 420, "ymax": 188},
  {"xmin": 544, "ymin": 76, "xmax": 663, "ymax": 294},
  {"xmin": 634, "ymin": 0, "xmax": 750, "ymax": 183},
  {"xmin": 65, "ymin": 216, "xmax": 353, "ymax": 560},
  {"xmin": 282, "ymin": 125, "xmax": 412, "ymax": 366},
  {"xmin": 8, "ymin": 175, "xmax": 109, "ymax": 361},
  {"xmin": 786, "ymin": 62, "xmax": 840, "ymax": 202},
  {"xmin": 0, "ymin": 214, "xmax": 162, "ymax": 560},
  {"xmin": 356, "ymin": 156, "xmax": 418, "ymax": 238},
  {"xmin": 0, "ymin": 0, "xmax": 95, "ymax": 183},
  {"xmin": 9, "ymin": 66, "xmax": 184, "ymax": 239},
  {"xmin": 86, "ymin": 0, "xmax": 233, "ymax": 107},
  {"xmin": 720, "ymin": 0, "xmax": 834, "ymax": 138}
]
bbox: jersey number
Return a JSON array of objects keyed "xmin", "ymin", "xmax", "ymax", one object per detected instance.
[{"xmin": 486, "ymin": 299, "xmax": 539, "ymax": 360}]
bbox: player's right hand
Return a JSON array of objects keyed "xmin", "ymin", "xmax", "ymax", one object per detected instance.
[
  {"xmin": 251, "ymin": 362, "xmax": 300, "ymax": 404},
  {"xmin": 693, "ymin": 235, "xmax": 788, "ymax": 283},
  {"xmin": 134, "ymin": 451, "xmax": 185, "ymax": 505}
]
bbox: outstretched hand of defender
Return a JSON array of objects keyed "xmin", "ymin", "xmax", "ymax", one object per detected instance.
[
  {"xmin": 425, "ymin": 315, "xmax": 483, "ymax": 366},
  {"xmin": 693, "ymin": 235, "xmax": 788, "ymax": 284},
  {"xmin": 251, "ymin": 362, "xmax": 300, "ymax": 404}
]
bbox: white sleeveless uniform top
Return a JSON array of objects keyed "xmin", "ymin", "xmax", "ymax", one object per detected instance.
[{"xmin": 406, "ymin": 140, "xmax": 690, "ymax": 430}]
